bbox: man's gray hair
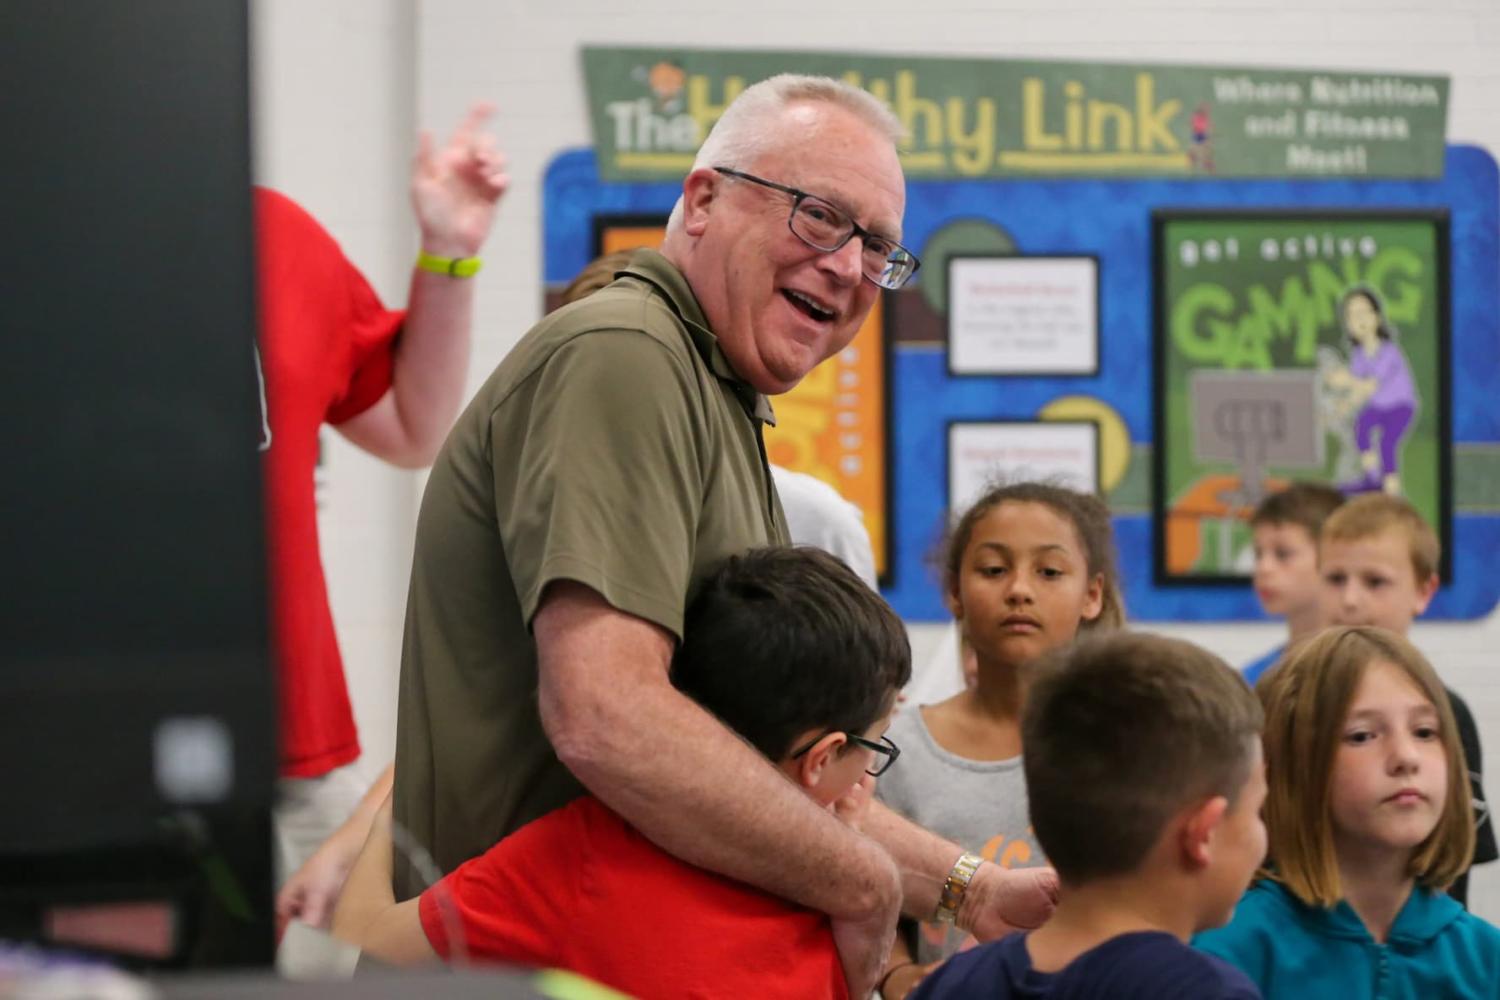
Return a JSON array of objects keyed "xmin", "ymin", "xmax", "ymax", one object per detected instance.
[{"xmin": 666, "ymin": 74, "xmax": 904, "ymax": 231}]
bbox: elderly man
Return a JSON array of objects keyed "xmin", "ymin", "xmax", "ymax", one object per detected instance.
[{"xmin": 391, "ymin": 75, "xmax": 1054, "ymax": 996}]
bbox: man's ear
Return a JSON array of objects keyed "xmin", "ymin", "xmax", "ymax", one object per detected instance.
[
  {"xmin": 1179, "ymin": 796, "xmax": 1229, "ymax": 870},
  {"xmin": 678, "ymin": 168, "xmax": 721, "ymax": 237},
  {"xmin": 1413, "ymin": 571, "xmax": 1439, "ymax": 616},
  {"xmin": 791, "ymin": 731, "xmax": 847, "ymax": 791}
]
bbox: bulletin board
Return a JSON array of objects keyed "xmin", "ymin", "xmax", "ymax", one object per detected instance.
[{"xmin": 542, "ymin": 144, "xmax": 1500, "ymax": 621}]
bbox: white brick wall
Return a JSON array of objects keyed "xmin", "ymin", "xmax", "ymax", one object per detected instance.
[{"xmin": 253, "ymin": 0, "xmax": 1500, "ymax": 917}]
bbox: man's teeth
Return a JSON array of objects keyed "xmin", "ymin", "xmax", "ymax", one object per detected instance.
[{"xmin": 786, "ymin": 289, "xmax": 834, "ymax": 320}]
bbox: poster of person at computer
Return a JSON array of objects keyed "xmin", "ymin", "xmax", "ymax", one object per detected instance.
[{"xmin": 1153, "ymin": 211, "xmax": 1448, "ymax": 582}]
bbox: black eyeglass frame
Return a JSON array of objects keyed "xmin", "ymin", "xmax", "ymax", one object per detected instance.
[
  {"xmin": 790, "ymin": 731, "xmax": 901, "ymax": 777},
  {"xmin": 713, "ymin": 166, "xmax": 921, "ymax": 290}
]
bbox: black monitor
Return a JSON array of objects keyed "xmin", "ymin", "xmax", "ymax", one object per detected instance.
[{"xmin": 0, "ymin": 0, "xmax": 275, "ymax": 966}]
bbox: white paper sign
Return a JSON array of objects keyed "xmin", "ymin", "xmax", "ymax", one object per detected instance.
[
  {"xmin": 948, "ymin": 421, "xmax": 1099, "ymax": 512},
  {"xmin": 948, "ymin": 257, "xmax": 1098, "ymax": 374}
]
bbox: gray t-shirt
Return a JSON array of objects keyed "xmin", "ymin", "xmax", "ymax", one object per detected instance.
[{"xmin": 877, "ymin": 705, "xmax": 1046, "ymax": 964}]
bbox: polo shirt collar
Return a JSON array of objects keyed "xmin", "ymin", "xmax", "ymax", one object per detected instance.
[{"xmin": 618, "ymin": 249, "xmax": 777, "ymax": 426}]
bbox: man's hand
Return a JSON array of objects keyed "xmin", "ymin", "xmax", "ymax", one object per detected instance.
[
  {"xmin": 410, "ymin": 102, "xmax": 509, "ymax": 258},
  {"xmin": 957, "ymin": 863, "xmax": 1059, "ymax": 942},
  {"xmin": 831, "ymin": 774, "xmax": 877, "ymax": 832}
]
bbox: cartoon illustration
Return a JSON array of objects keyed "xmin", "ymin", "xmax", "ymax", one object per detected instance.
[
  {"xmin": 1322, "ymin": 286, "xmax": 1418, "ymax": 495},
  {"xmin": 1315, "ymin": 343, "xmax": 1364, "ymax": 484},
  {"xmin": 1157, "ymin": 215, "xmax": 1445, "ymax": 581}
]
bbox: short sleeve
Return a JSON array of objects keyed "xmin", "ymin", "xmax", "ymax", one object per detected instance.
[
  {"xmin": 418, "ymin": 809, "xmax": 577, "ymax": 965},
  {"xmin": 325, "ymin": 250, "xmax": 404, "ymax": 424},
  {"xmin": 250, "ymin": 187, "xmax": 404, "ymax": 427},
  {"xmin": 497, "ymin": 330, "xmax": 706, "ymax": 638}
]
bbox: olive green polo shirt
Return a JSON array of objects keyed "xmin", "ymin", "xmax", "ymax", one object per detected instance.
[{"xmin": 391, "ymin": 250, "xmax": 789, "ymax": 899}]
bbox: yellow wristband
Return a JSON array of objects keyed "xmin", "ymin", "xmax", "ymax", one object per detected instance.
[{"xmin": 416, "ymin": 249, "xmax": 482, "ymax": 278}]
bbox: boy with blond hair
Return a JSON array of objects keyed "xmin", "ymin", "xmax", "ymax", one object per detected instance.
[
  {"xmin": 911, "ymin": 633, "xmax": 1265, "ymax": 999},
  {"xmin": 1318, "ymin": 493, "xmax": 1497, "ymax": 905},
  {"xmin": 1243, "ymin": 482, "xmax": 1345, "ymax": 684}
]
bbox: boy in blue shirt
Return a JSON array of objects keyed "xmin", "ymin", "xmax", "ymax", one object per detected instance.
[
  {"xmin": 912, "ymin": 633, "xmax": 1265, "ymax": 1000},
  {"xmin": 1243, "ymin": 482, "xmax": 1345, "ymax": 684}
]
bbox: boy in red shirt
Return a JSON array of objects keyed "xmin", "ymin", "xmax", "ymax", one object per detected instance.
[{"xmin": 333, "ymin": 546, "xmax": 911, "ymax": 998}]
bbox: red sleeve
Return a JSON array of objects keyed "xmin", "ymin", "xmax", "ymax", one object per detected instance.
[
  {"xmin": 250, "ymin": 186, "xmax": 404, "ymax": 426},
  {"xmin": 417, "ymin": 803, "xmax": 581, "ymax": 966},
  {"xmin": 326, "ymin": 256, "xmax": 403, "ymax": 424}
]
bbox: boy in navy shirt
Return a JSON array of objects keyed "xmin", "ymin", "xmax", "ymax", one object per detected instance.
[{"xmin": 913, "ymin": 633, "xmax": 1265, "ymax": 999}]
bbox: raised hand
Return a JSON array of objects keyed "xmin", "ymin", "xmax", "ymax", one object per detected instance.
[{"xmin": 410, "ymin": 102, "xmax": 510, "ymax": 258}]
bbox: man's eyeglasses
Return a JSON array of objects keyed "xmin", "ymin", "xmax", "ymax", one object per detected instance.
[
  {"xmin": 790, "ymin": 731, "xmax": 901, "ymax": 777},
  {"xmin": 713, "ymin": 167, "xmax": 921, "ymax": 291}
]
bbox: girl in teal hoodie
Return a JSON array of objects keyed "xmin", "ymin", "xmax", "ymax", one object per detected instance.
[{"xmin": 1195, "ymin": 626, "xmax": 1500, "ymax": 998}]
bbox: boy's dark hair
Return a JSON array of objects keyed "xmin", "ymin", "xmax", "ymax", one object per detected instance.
[
  {"xmin": 1249, "ymin": 481, "xmax": 1346, "ymax": 536},
  {"xmin": 1023, "ymin": 632, "xmax": 1263, "ymax": 885},
  {"xmin": 942, "ymin": 480, "xmax": 1125, "ymax": 632},
  {"xmin": 672, "ymin": 546, "xmax": 911, "ymax": 760}
]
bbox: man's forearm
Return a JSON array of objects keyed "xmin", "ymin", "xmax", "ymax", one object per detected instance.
[
  {"xmin": 863, "ymin": 800, "xmax": 1060, "ymax": 941},
  {"xmin": 862, "ymin": 799, "xmax": 964, "ymax": 920},
  {"xmin": 537, "ymin": 585, "xmax": 900, "ymax": 922},
  {"xmin": 548, "ymin": 672, "xmax": 900, "ymax": 922}
]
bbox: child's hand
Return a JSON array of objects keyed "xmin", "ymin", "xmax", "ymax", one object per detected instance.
[
  {"xmin": 276, "ymin": 830, "xmax": 359, "ymax": 936},
  {"xmin": 831, "ymin": 774, "xmax": 877, "ymax": 831}
]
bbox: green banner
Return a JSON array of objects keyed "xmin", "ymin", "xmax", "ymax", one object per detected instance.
[{"xmin": 582, "ymin": 47, "xmax": 1448, "ymax": 181}]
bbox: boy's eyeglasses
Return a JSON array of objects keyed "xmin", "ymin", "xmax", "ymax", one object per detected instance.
[
  {"xmin": 790, "ymin": 732, "xmax": 901, "ymax": 777},
  {"xmin": 712, "ymin": 167, "xmax": 921, "ymax": 290}
]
